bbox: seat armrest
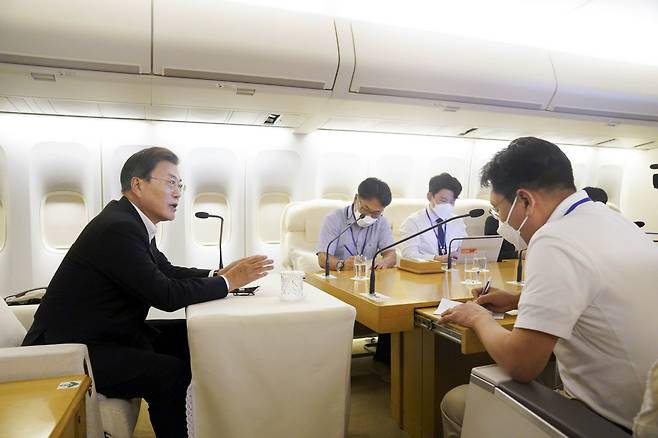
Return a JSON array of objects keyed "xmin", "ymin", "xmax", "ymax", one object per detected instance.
[
  {"xmin": 0, "ymin": 343, "xmax": 91, "ymax": 383},
  {"xmin": 9, "ymin": 304, "xmax": 39, "ymax": 330},
  {"xmin": 498, "ymin": 380, "xmax": 631, "ymax": 438}
]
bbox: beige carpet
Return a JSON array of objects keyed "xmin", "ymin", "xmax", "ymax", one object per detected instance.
[{"xmin": 133, "ymin": 356, "xmax": 409, "ymax": 438}]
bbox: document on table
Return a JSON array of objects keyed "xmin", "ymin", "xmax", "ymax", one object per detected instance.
[{"xmin": 434, "ymin": 298, "xmax": 505, "ymax": 320}]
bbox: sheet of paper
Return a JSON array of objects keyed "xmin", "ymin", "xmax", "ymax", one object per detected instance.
[
  {"xmin": 434, "ymin": 298, "xmax": 506, "ymax": 320},
  {"xmin": 433, "ymin": 298, "xmax": 462, "ymax": 315}
]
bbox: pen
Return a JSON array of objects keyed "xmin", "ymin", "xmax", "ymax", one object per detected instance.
[{"xmin": 480, "ymin": 277, "xmax": 492, "ymax": 297}]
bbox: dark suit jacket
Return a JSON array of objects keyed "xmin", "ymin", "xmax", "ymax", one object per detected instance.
[{"xmin": 23, "ymin": 196, "xmax": 228, "ymax": 347}]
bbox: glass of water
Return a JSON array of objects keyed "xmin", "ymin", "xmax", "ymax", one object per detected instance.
[
  {"xmin": 280, "ymin": 270, "xmax": 305, "ymax": 301},
  {"xmin": 352, "ymin": 254, "xmax": 369, "ymax": 280},
  {"xmin": 473, "ymin": 255, "xmax": 487, "ymax": 273}
]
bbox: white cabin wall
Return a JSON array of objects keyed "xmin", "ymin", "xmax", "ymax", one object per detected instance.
[
  {"xmin": 621, "ymin": 149, "xmax": 658, "ymax": 232},
  {"xmin": 0, "ymin": 112, "xmax": 654, "ymax": 296}
]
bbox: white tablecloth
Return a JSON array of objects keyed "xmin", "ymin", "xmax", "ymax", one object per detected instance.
[{"xmin": 186, "ymin": 274, "xmax": 356, "ymax": 438}]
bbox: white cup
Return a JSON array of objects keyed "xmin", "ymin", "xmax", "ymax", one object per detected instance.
[{"xmin": 280, "ymin": 270, "xmax": 305, "ymax": 301}]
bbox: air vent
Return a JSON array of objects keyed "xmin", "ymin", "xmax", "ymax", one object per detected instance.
[
  {"xmin": 263, "ymin": 113, "xmax": 280, "ymax": 125},
  {"xmin": 235, "ymin": 88, "xmax": 256, "ymax": 96},
  {"xmin": 30, "ymin": 72, "xmax": 57, "ymax": 82},
  {"xmin": 459, "ymin": 127, "xmax": 478, "ymax": 136},
  {"xmin": 595, "ymin": 138, "xmax": 616, "ymax": 146}
]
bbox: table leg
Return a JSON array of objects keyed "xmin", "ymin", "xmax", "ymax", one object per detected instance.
[
  {"xmin": 390, "ymin": 332, "xmax": 402, "ymax": 425},
  {"xmin": 402, "ymin": 327, "xmax": 493, "ymax": 438}
]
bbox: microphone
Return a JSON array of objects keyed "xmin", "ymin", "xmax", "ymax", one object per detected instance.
[
  {"xmin": 516, "ymin": 249, "xmax": 526, "ymax": 283},
  {"xmin": 446, "ymin": 235, "xmax": 503, "ymax": 270},
  {"xmin": 322, "ymin": 213, "xmax": 366, "ymax": 278},
  {"xmin": 368, "ymin": 208, "xmax": 484, "ymax": 296},
  {"xmin": 195, "ymin": 211, "xmax": 224, "ymax": 269}
]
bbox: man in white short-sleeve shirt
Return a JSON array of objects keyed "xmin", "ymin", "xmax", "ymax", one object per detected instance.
[{"xmin": 438, "ymin": 137, "xmax": 658, "ymax": 433}]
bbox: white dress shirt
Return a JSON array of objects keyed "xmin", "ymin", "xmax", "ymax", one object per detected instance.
[{"xmin": 399, "ymin": 207, "xmax": 467, "ymax": 260}]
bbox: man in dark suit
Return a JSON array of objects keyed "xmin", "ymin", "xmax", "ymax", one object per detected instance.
[{"xmin": 23, "ymin": 147, "xmax": 273, "ymax": 437}]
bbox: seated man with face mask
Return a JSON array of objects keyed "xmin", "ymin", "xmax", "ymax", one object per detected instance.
[
  {"xmin": 437, "ymin": 137, "xmax": 658, "ymax": 436},
  {"xmin": 399, "ymin": 173, "xmax": 467, "ymax": 262},
  {"xmin": 316, "ymin": 177, "xmax": 397, "ymax": 272}
]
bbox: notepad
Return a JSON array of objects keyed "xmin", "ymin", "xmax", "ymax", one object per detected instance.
[
  {"xmin": 434, "ymin": 298, "xmax": 461, "ymax": 315},
  {"xmin": 433, "ymin": 297, "xmax": 505, "ymax": 319}
]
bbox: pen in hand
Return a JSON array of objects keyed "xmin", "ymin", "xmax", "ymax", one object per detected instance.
[{"xmin": 480, "ymin": 277, "xmax": 492, "ymax": 298}]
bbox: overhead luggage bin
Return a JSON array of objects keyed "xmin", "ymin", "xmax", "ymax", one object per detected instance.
[
  {"xmin": 0, "ymin": 0, "xmax": 151, "ymax": 74},
  {"xmin": 153, "ymin": 0, "xmax": 339, "ymax": 91},
  {"xmin": 349, "ymin": 22, "xmax": 556, "ymax": 110},
  {"xmin": 549, "ymin": 52, "xmax": 658, "ymax": 122}
]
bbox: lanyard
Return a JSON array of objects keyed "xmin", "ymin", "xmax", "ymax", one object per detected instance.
[
  {"xmin": 426, "ymin": 209, "xmax": 447, "ymax": 255},
  {"xmin": 564, "ymin": 197, "xmax": 592, "ymax": 216},
  {"xmin": 344, "ymin": 206, "xmax": 371, "ymax": 256}
]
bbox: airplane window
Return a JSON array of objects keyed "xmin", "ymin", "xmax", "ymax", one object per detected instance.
[
  {"xmin": 0, "ymin": 201, "xmax": 5, "ymax": 251},
  {"xmin": 193, "ymin": 193, "xmax": 230, "ymax": 246},
  {"xmin": 259, "ymin": 193, "xmax": 290, "ymax": 244},
  {"xmin": 41, "ymin": 192, "xmax": 87, "ymax": 250}
]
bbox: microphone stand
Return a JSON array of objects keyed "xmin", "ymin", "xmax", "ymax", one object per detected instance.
[
  {"xmin": 195, "ymin": 212, "xmax": 224, "ymax": 269},
  {"xmin": 507, "ymin": 249, "xmax": 526, "ymax": 285},
  {"xmin": 320, "ymin": 213, "xmax": 365, "ymax": 278},
  {"xmin": 446, "ymin": 235, "xmax": 504, "ymax": 270},
  {"xmin": 217, "ymin": 216, "xmax": 224, "ymax": 269},
  {"xmin": 367, "ymin": 209, "xmax": 484, "ymax": 299}
]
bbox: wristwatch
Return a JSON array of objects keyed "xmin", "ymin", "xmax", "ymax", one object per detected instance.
[{"xmin": 336, "ymin": 259, "xmax": 345, "ymax": 271}]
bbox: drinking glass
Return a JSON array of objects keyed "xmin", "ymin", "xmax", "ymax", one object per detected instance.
[
  {"xmin": 352, "ymin": 254, "xmax": 369, "ymax": 281},
  {"xmin": 280, "ymin": 270, "xmax": 305, "ymax": 301}
]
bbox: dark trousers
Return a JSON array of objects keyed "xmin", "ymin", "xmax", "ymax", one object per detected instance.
[
  {"xmin": 89, "ymin": 320, "xmax": 191, "ymax": 438},
  {"xmin": 374, "ymin": 333, "xmax": 391, "ymax": 364}
]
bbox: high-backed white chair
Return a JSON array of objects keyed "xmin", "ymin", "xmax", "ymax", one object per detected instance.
[
  {"xmin": 384, "ymin": 198, "xmax": 427, "ymax": 241},
  {"xmin": 0, "ymin": 300, "xmax": 140, "ymax": 438},
  {"xmin": 454, "ymin": 198, "xmax": 491, "ymax": 236},
  {"xmin": 280, "ymin": 199, "xmax": 348, "ymax": 272}
]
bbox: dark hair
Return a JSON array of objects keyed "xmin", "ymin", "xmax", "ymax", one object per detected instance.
[
  {"xmin": 358, "ymin": 177, "xmax": 392, "ymax": 207},
  {"xmin": 583, "ymin": 186, "xmax": 608, "ymax": 204},
  {"xmin": 120, "ymin": 147, "xmax": 179, "ymax": 192},
  {"xmin": 480, "ymin": 137, "xmax": 576, "ymax": 202},
  {"xmin": 428, "ymin": 173, "xmax": 462, "ymax": 198}
]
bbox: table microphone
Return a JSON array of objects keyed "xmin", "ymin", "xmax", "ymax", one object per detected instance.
[
  {"xmin": 195, "ymin": 211, "xmax": 224, "ymax": 269},
  {"xmin": 322, "ymin": 213, "xmax": 365, "ymax": 278},
  {"xmin": 368, "ymin": 208, "xmax": 485, "ymax": 297},
  {"xmin": 516, "ymin": 249, "xmax": 526, "ymax": 283}
]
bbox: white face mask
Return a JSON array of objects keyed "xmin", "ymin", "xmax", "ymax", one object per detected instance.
[
  {"xmin": 496, "ymin": 195, "xmax": 529, "ymax": 251},
  {"xmin": 354, "ymin": 203, "xmax": 378, "ymax": 228},
  {"xmin": 432, "ymin": 202, "xmax": 454, "ymax": 219}
]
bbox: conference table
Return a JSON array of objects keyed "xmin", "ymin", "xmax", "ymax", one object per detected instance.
[
  {"xmin": 185, "ymin": 274, "xmax": 356, "ymax": 438},
  {"xmin": 305, "ymin": 260, "xmax": 523, "ymax": 438}
]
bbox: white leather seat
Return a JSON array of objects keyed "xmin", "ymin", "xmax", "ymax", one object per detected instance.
[
  {"xmin": 634, "ymin": 359, "xmax": 658, "ymax": 438},
  {"xmin": 453, "ymin": 198, "xmax": 491, "ymax": 236},
  {"xmin": 0, "ymin": 299, "xmax": 140, "ymax": 438},
  {"xmin": 280, "ymin": 199, "xmax": 348, "ymax": 271},
  {"xmin": 280, "ymin": 198, "xmax": 492, "ymax": 271}
]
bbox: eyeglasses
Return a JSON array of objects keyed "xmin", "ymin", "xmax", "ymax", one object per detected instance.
[
  {"xmin": 149, "ymin": 177, "xmax": 185, "ymax": 193},
  {"xmin": 490, "ymin": 199, "xmax": 504, "ymax": 221}
]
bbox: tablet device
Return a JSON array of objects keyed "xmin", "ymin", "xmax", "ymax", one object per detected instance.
[{"xmin": 453, "ymin": 236, "xmax": 503, "ymax": 263}]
